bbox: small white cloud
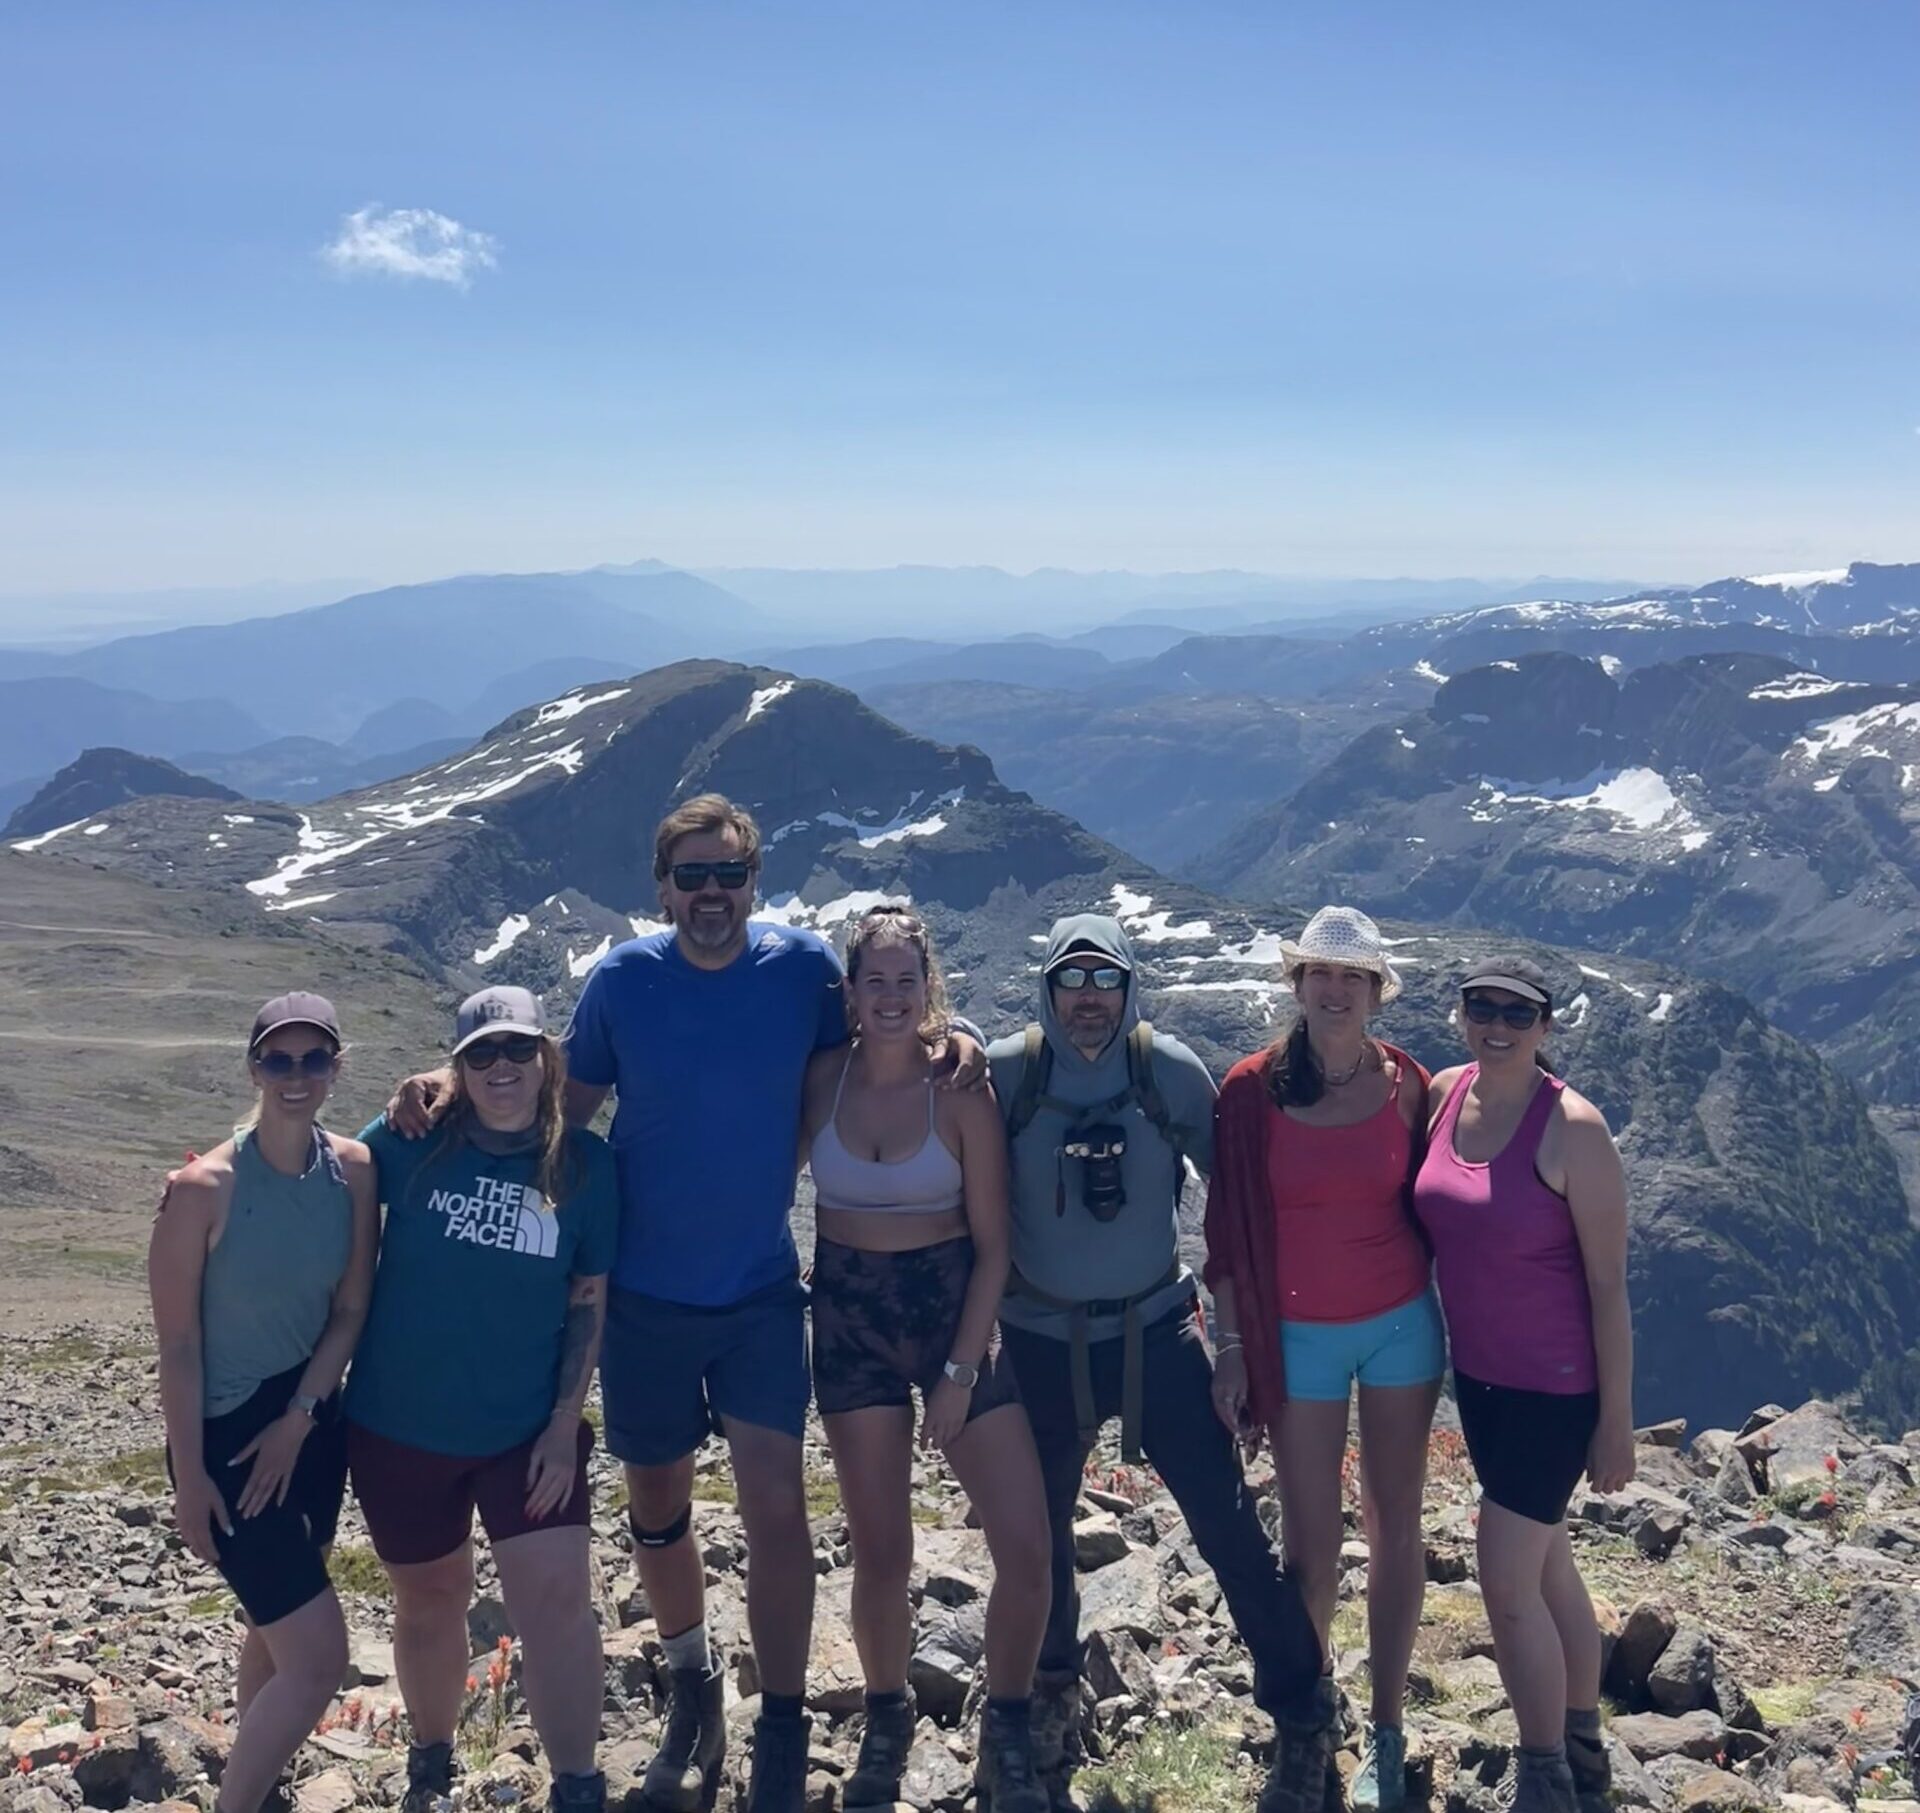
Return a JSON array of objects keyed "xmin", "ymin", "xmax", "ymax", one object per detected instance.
[{"xmin": 322, "ymin": 204, "xmax": 499, "ymax": 289}]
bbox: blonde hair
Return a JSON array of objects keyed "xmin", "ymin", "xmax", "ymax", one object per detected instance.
[
  {"xmin": 445, "ymin": 1032, "xmax": 579, "ymax": 1204},
  {"xmin": 653, "ymin": 794, "xmax": 762, "ymax": 880},
  {"xmin": 843, "ymin": 906, "xmax": 951, "ymax": 1047}
]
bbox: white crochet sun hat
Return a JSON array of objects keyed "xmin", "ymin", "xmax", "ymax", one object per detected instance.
[{"xmin": 1280, "ymin": 905, "xmax": 1401, "ymax": 1003}]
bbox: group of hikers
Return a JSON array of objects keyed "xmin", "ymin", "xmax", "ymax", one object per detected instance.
[{"xmin": 148, "ymin": 791, "xmax": 1635, "ymax": 1813}]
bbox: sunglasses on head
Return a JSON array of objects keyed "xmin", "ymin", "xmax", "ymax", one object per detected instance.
[
  {"xmin": 1462, "ymin": 993, "xmax": 1545, "ymax": 1031},
  {"xmin": 252, "ymin": 1047, "xmax": 337, "ymax": 1079},
  {"xmin": 669, "ymin": 860, "xmax": 754, "ymax": 892},
  {"xmin": 461, "ymin": 1034, "xmax": 543, "ymax": 1070},
  {"xmin": 1052, "ymin": 964, "xmax": 1127, "ymax": 992}
]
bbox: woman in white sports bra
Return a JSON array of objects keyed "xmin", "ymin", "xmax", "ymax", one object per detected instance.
[{"xmin": 801, "ymin": 905, "xmax": 1052, "ymax": 1812}]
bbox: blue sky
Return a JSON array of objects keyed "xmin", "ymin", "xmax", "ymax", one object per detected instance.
[{"xmin": 4, "ymin": 0, "xmax": 1917, "ymax": 600}]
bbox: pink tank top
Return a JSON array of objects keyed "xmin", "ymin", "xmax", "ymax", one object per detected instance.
[{"xmin": 1413, "ymin": 1066, "xmax": 1597, "ymax": 1394}]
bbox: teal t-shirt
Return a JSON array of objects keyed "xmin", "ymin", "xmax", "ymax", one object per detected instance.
[{"xmin": 345, "ymin": 1116, "xmax": 619, "ymax": 1457}]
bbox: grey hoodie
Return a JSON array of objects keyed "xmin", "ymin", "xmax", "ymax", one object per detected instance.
[{"xmin": 989, "ymin": 913, "xmax": 1217, "ymax": 1342}]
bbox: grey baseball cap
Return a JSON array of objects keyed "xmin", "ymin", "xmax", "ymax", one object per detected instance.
[
  {"xmin": 451, "ymin": 985, "xmax": 546, "ymax": 1056},
  {"xmin": 250, "ymin": 991, "xmax": 342, "ymax": 1053}
]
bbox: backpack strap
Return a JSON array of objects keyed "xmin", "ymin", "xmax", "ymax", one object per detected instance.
[
  {"xmin": 1004, "ymin": 1024, "xmax": 1050, "ymax": 1141},
  {"xmin": 1127, "ymin": 1022, "xmax": 1194, "ymax": 1205}
]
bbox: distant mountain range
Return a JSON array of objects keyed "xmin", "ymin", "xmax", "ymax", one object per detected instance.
[
  {"xmin": 1198, "ymin": 646, "xmax": 1920, "ymax": 1107},
  {"xmin": 12, "ymin": 655, "xmax": 1920, "ymax": 1432}
]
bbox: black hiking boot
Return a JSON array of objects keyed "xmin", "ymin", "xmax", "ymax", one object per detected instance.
[
  {"xmin": 976, "ymin": 1701, "xmax": 1048, "ymax": 1813},
  {"xmin": 744, "ymin": 1711, "xmax": 811, "ymax": 1813},
  {"xmin": 843, "ymin": 1693, "xmax": 915, "ymax": 1810},
  {"xmin": 549, "ymin": 1769, "xmax": 607, "ymax": 1813},
  {"xmin": 401, "ymin": 1741, "xmax": 455, "ymax": 1813},
  {"xmin": 1029, "ymin": 1667, "xmax": 1085, "ymax": 1804},
  {"xmin": 1564, "ymin": 1725, "xmax": 1611, "ymax": 1800},
  {"xmin": 642, "ymin": 1665, "xmax": 726, "ymax": 1811},
  {"xmin": 1258, "ymin": 1688, "xmax": 1334, "ymax": 1813}
]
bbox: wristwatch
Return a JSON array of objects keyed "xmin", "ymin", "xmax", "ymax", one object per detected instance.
[
  {"xmin": 942, "ymin": 1359, "xmax": 981, "ymax": 1389},
  {"xmin": 290, "ymin": 1392, "xmax": 321, "ymax": 1421}
]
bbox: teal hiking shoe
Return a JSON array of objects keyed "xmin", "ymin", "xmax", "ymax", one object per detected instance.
[{"xmin": 1353, "ymin": 1723, "xmax": 1406, "ymax": 1812}]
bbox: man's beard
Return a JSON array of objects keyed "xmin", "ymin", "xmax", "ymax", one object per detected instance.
[{"xmin": 677, "ymin": 897, "xmax": 742, "ymax": 950}]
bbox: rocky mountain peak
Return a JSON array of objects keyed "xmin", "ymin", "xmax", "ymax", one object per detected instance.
[{"xmin": 2, "ymin": 747, "xmax": 244, "ymax": 840}]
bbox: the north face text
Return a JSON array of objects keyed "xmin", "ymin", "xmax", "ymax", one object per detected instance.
[{"xmin": 428, "ymin": 1177, "xmax": 559, "ymax": 1258}]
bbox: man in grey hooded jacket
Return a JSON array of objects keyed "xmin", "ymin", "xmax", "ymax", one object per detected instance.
[{"xmin": 990, "ymin": 914, "xmax": 1328, "ymax": 1810}]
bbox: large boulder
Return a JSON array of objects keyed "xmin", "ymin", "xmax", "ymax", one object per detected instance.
[{"xmin": 1844, "ymin": 1584, "xmax": 1920, "ymax": 1679}]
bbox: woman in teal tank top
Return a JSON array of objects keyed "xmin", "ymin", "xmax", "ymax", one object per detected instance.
[{"xmin": 148, "ymin": 993, "xmax": 379, "ymax": 1813}]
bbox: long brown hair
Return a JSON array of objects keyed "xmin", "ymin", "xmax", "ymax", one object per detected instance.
[
  {"xmin": 843, "ymin": 906, "xmax": 951, "ymax": 1047},
  {"xmin": 1264, "ymin": 966, "xmax": 1383, "ymax": 1108},
  {"xmin": 445, "ymin": 1031, "xmax": 580, "ymax": 1204}
]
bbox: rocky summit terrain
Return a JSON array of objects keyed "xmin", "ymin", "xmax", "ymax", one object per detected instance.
[
  {"xmin": 1195, "ymin": 649, "xmax": 1920, "ymax": 1109},
  {"xmin": 3, "ymin": 1327, "xmax": 1918, "ymax": 1813},
  {"xmin": 5, "ymin": 753, "xmax": 243, "ymax": 842},
  {"xmin": 9, "ymin": 660, "xmax": 1920, "ymax": 1431}
]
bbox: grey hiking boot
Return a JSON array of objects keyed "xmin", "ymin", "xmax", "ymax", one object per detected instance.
[
  {"xmin": 1258, "ymin": 1693, "xmax": 1334, "ymax": 1813},
  {"xmin": 843, "ymin": 1694, "xmax": 915, "ymax": 1810},
  {"xmin": 549, "ymin": 1769, "xmax": 607, "ymax": 1813},
  {"xmin": 1511, "ymin": 1749, "xmax": 1579, "ymax": 1813},
  {"xmin": 976, "ymin": 1702, "xmax": 1048, "ymax": 1813},
  {"xmin": 401, "ymin": 1741, "xmax": 455, "ymax": 1813},
  {"xmin": 1353, "ymin": 1722, "xmax": 1406, "ymax": 1812},
  {"xmin": 1029, "ymin": 1669, "xmax": 1085, "ymax": 1806},
  {"xmin": 643, "ymin": 1665, "xmax": 726, "ymax": 1811},
  {"xmin": 1564, "ymin": 1722, "xmax": 1610, "ymax": 1799},
  {"xmin": 744, "ymin": 1712, "xmax": 811, "ymax": 1813}
]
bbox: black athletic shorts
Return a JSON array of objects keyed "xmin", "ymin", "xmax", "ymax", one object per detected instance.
[
  {"xmin": 1455, "ymin": 1370, "xmax": 1600, "ymax": 1526},
  {"xmin": 170, "ymin": 1361, "xmax": 347, "ymax": 1626},
  {"xmin": 811, "ymin": 1235, "xmax": 1020, "ymax": 1422}
]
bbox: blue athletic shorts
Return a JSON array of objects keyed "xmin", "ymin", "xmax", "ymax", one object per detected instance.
[
  {"xmin": 1278, "ymin": 1286, "xmax": 1447, "ymax": 1402},
  {"xmin": 601, "ymin": 1277, "xmax": 811, "ymax": 1465}
]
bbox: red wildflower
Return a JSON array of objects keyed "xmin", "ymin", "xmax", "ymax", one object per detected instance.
[
  {"xmin": 16, "ymin": 1759, "xmax": 32, "ymax": 1775},
  {"xmin": 465, "ymin": 1676, "xmax": 478, "ymax": 1693},
  {"xmin": 497, "ymin": 1635, "xmax": 512, "ymax": 1656},
  {"xmin": 1824, "ymin": 1453, "xmax": 1839, "ymax": 1474},
  {"xmin": 1850, "ymin": 1706, "xmax": 1867, "ymax": 1729}
]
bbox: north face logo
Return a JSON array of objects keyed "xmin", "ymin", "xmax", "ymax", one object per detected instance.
[{"xmin": 426, "ymin": 1177, "xmax": 559, "ymax": 1259}]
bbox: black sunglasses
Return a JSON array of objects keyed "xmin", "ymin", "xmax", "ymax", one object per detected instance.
[
  {"xmin": 1051, "ymin": 965, "xmax": 1128, "ymax": 992},
  {"xmin": 669, "ymin": 860, "xmax": 754, "ymax": 892},
  {"xmin": 1462, "ymin": 993, "xmax": 1545, "ymax": 1031},
  {"xmin": 461, "ymin": 1034, "xmax": 543, "ymax": 1070},
  {"xmin": 252, "ymin": 1048, "xmax": 338, "ymax": 1079}
]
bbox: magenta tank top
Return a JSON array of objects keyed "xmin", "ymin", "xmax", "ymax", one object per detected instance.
[{"xmin": 1413, "ymin": 1066, "xmax": 1597, "ymax": 1393}]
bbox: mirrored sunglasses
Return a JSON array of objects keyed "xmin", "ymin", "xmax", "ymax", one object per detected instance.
[{"xmin": 1051, "ymin": 964, "xmax": 1127, "ymax": 992}]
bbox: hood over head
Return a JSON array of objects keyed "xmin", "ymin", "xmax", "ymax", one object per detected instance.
[{"xmin": 1039, "ymin": 913, "xmax": 1142, "ymax": 1072}]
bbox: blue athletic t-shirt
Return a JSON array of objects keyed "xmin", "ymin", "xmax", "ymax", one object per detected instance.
[{"xmin": 565, "ymin": 923, "xmax": 848, "ymax": 1306}]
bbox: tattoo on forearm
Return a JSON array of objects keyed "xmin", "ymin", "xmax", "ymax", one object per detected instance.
[{"xmin": 554, "ymin": 1300, "xmax": 597, "ymax": 1412}]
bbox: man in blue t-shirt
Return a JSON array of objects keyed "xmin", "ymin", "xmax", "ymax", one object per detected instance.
[{"xmin": 565, "ymin": 795, "xmax": 980, "ymax": 1813}]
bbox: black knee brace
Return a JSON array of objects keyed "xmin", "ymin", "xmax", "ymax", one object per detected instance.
[{"xmin": 630, "ymin": 1505, "xmax": 692, "ymax": 1550}]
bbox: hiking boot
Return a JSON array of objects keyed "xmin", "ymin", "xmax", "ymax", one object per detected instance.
[
  {"xmin": 976, "ymin": 1702, "xmax": 1048, "ymax": 1813},
  {"xmin": 1564, "ymin": 1726, "xmax": 1610, "ymax": 1800},
  {"xmin": 843, "ymin": 1694, "xmax": 915, "ymax": 1810},
  {"xmin": 401, "ymin": 1741, "xmax": 455, "ymax": 1813},
  {"xmin": 1258, "ymin": 1702, "xmax": 1334, "ymax": 1813},
  {"xmin": 1353, "ymin": 1723, "xmax": 1406, "ymax": 1812},
  {"xmin": 743, "ymin": 1712, "xmax": 811, "ymax": 1813},
  {"xmin": 549, "ymin": 1770, "xmax": 607, "ymax": 1813},
  {"xmin": 1510, "ymin": 1750, "xmax": 1579, "ymax": 1813},
  {"xmin": 642, "ymin": 1665, "xmax": 726, "ymax": 1811},
  {"xmin": 1029, "ymin": 1668, "xmax": 1084, "ymax": 1789}
]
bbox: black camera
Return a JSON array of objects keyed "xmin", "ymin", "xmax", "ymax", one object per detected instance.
[{"xmin": 1062, "ymin": 1123, "xmax": 1128, "ymax": 1221}]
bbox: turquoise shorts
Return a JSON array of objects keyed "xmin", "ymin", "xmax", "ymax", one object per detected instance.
[{"xmin": 1278, "ymin": 1286, "xmax": 1447, "ymax": 1402}]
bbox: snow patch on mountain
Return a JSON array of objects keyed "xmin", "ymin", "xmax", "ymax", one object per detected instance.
[
  {"xmin": 1109, "ymin": 885, "xmax": 1214, "ymax": 944},
  {"xmin": 1649, "ymin": 992, "xmax": 1675, "ymax": 1023},
  {"xmin": 567, "ymin": 935, "xmax": 613, "ymax": 979},
  {"xmin": 746, "ymin": 681, "xmax": 795, "ymax": 721},
  {"xmin": 1479, "ymin": 767, "xmax": 1699, "ymax": 837},
  {"xmin": 475, "ymin": 914, "xmax": 532, "ymax": 964},
  {"xmin": 10, "ymin": 819, "xmax": 89, "ymax": 852},
  {"xmin": 532, "ymin": 687, "xmax": 631, "ymax": 728},
  {"xmin": 818, "ymin": 788, "xmax": 964, "ymax": 849},
  {"xmin": 1747, "ymin": 568, "xmax": 1850, "ymax": 590},
  {"xmin": 1792, "ymin": 701, "xmax": 1920, "ymax": 764},
  {"xmin": 760, "ymin": 890, "xmax": 908, "ymax": 931},
  {"xmin": 1749, "ymin": 673, "xmax": 1862, "ymax": 702}
]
